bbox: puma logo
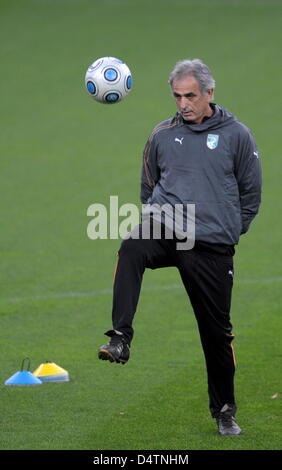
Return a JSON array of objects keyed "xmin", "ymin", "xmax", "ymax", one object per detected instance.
[{"xmin": 175, "ymin": 137, "xmax": 184, "ymax": 145}]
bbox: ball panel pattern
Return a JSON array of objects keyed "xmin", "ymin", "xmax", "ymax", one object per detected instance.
[{"xmin": 85, "ymin": 56, "xmax": 132, "ymax": 104}]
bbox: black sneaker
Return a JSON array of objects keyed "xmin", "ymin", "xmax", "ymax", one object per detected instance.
[
  {"xmin": 216, "ymin": 404, "xmax": 243, "ymax": 436},
  {"xmin": 98, "ymin": 330, "xmax": 130, "ymax": 364}
]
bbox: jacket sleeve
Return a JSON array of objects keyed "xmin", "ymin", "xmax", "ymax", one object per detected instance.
[
  {"xmin": 140, "ymin": 132, "xmax": 160, "ymax": 204},
  {"xmin": 234, "ymin": 128, "xmax": 262, "ymax": 234}
]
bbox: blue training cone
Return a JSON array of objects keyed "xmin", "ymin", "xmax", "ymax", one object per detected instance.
[{"xmin": 5, "ymin": 357, "xmax": 42, "ymax": 386}]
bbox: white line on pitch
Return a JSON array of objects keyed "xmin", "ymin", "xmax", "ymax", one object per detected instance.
[{"xmin": 3, "ymin": 277, "xmax": 282, "ymax": 303}]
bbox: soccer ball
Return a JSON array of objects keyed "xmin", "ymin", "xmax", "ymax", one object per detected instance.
[{"xmin": 85, "ymin": 56, "xmax": 133, "ymax": 104}]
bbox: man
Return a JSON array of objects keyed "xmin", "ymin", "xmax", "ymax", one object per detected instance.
[{"xmin": 98, "ymin": 59, "xmax": 262, "ymax": 436}]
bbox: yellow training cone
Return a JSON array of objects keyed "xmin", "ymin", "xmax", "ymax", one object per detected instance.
[{"xmin": 33, "ymin": 361, "xmax": 69, "ymax": 383}]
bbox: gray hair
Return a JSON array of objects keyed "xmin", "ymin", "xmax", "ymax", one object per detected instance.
[{"xmin": 168, "ymin": 59, "xmax": 216, "ymax": 94}]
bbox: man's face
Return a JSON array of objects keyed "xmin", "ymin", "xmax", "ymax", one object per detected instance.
[{"xmin": 171, "ymin": 75, "xmax": 214, "ymax": 124}]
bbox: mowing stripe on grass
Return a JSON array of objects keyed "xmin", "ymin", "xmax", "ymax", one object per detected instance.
[{"xmin": 5, "ymin": 276, "xmax": 282, "ymax": 303}]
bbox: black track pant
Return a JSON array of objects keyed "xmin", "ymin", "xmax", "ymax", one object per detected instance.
[{"xmin": 111, "ymin": 224, "xmax": 236, "ymax": 418}]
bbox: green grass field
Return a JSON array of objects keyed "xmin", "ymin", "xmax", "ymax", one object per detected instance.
[{"xmin": 0, "ymin": 0, "xmax": 281, "ymax": 451}]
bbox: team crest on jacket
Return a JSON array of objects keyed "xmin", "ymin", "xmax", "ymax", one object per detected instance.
[{"xmin": 207, "ymin": 134, "xmax": 219, "ymax": 150}]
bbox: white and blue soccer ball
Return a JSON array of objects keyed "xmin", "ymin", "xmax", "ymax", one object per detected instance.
[{"xmin": 85, "ymin": 56, "xmax": 133, "ymax": 104}]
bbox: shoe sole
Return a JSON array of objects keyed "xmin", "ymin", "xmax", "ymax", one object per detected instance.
[
  {"xmin": 98, "ymin": 348, "xmax": 128, "ymax": 364},
  {"xmin": 218, "ymin": 429, "xmax": 243, "ymax": 436}
]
